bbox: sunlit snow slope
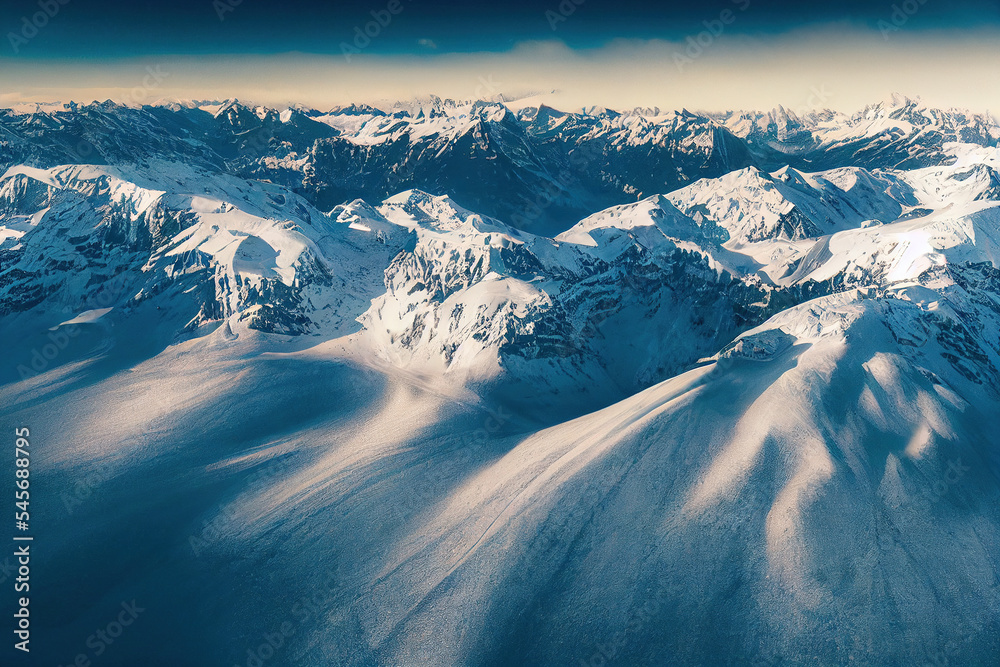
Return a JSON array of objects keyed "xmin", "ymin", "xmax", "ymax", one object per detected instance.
[{"xmin": 0, "ymin": 99, "xmax": 998, "ymax": 666}]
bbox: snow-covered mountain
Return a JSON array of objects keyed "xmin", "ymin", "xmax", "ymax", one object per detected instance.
[
  {"xmin": 719, "ymin": 94, "xmax": 1000, "ymax": 172},
  {"xmin": 9, "ymin": 95, "xmax": 993, "ymax": 237},
  {"xmin": 1, "ymin": 99, "xmax": 999, "ymax": 666}
]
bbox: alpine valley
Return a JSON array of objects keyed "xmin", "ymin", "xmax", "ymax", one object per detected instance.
[{"xmin": 1, "ymin": 94, "xmax": 999, "ymax": 666}]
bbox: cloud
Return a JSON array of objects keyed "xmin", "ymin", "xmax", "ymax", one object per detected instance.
[
  {"xmin": 1, "ymin": 24, "xmax": 998, "ymax": 114},
  {"xmin": 417, "ymin": 38, "xmax": 438, "ymax": 50}
]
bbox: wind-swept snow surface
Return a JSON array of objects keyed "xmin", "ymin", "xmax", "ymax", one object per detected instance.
[{"xmin": 1, "ymin": 100, "xmax": 999, "ymax": 666}]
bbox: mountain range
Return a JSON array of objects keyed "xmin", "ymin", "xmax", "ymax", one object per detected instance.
[{"xmin": 1, "ymin": 95, "xmax": 999, "ymax": 666}]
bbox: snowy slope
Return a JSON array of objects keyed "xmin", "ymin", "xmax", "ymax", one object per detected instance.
[
  {"xmin": 361, "ymin": 287, "xmax": 1000, "ymax": 666},
  {"xmin": 1, "ymin": 103, "xmax": 1000, "ymax": 666}
]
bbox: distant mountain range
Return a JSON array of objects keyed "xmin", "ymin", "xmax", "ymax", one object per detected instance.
[
  {"xmin": 4, "ymin": 94, "xmax": 996, "ymax": 235},
  {"xmin": 1, "ymin": 96, "xmax": 998, "ymax": 666}
]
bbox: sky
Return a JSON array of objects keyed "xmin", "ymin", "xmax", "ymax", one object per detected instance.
[{"xmin": 1, "ymin": 0, "xmax": 999, "ymax": 112}]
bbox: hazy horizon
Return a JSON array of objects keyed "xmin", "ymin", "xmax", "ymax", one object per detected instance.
[{"xmin": 3, "ymin": 0, "xmax": 999, "ymax": 114}]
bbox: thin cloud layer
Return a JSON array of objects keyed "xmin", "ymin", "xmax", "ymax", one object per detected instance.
[{"xmin": 2, "ymin": 25, "xmax": 998, "ymax": 113}]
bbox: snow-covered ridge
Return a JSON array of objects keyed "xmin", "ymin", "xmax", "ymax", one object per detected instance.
[
  {"xmin": 4, "ymin": 137, "xmax": 998, "ymax": 413},
  {"xmin": 6, "ymin": 96, "xmax": 994, "ymax": 238},
  {"xmin": 3, "ymin": 101, "xmax": 1000, "ymax": 666}
]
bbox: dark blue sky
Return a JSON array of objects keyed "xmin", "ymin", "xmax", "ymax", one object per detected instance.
[{"xmin": 3, "ymin": 0, "xmax": 999, "ymax": 58}]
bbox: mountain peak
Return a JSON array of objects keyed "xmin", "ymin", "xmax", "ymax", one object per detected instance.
[
  {"xmin": 213, "ymin": 98, "xmax": 248, "ymax": 118},
  {"xmin": 328, "ymin": 103, "xmax": 386, "ymax": 117},
  {"xmin": 882, "ymin": 92, "xmax": 921, "ymax": 108},
  {"xmin": 469, "ymin": 100, "xmax": 512, "ymax": 122}
]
